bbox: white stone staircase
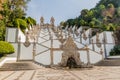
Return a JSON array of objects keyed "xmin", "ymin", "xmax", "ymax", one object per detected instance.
[{"xmin": 95, "ymin": 56, "xmax": 120, "ymax": 66}]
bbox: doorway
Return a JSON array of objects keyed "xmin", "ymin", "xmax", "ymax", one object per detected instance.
[{"xmin": 66, "ymin": 57, "xmax": 77, "ymax": 69}]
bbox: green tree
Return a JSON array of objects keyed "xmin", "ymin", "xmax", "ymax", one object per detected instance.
[
  {"xmin": 0, "ymin": 0, "xmax": 31, "ymax": 27},
  {"xmin": 89, "ymin": 21, "xmax": 95, "ymax": 27},
  {"xmin": 96, "ymin": 0, "xmax": 120, "ymax": 8},
  {"xmin": 25, "ymin": 17, "xmax": 36, "ymax": 28},
  {"xmin": 61, "ymin": 0, "xmax": 120, "ymax": 31},
  {"xmin": 0, "ymin": 0, "xmax": 36, "ymax": 40},
  {"xmin": 116, "ymin": 7, "xmax": 120, "ymax": 17},
  {"xmin": 79, "ymin": 19, "xmax": 87, "ymax": 26},
  {"xmin": 0, "ymin": 20, "xmax": 5, "ymax": 41},
  {"xmin": 106, "ymin": 23, "xmax": 116, "ymax": 31},
  {"xmin": 15, "ymin": 17, "xmax": 36, "ymax": 33}
]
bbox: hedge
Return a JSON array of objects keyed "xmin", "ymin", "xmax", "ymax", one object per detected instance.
[
  {"xmin": 0, "ymin": 41, "xmax": 15, "ymax": 55},
  {"xmin": 110, "ymin": 45, "xmax": 120, "ymax": 56}
]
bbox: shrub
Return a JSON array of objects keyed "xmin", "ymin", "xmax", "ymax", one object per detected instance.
[
  {"xmin": 110, "ymin": 45, "xmax": 120, "ymax": 56},
  {"xmin": 0, "ymin": 41, "xmax": 15, "ymax": 56}
]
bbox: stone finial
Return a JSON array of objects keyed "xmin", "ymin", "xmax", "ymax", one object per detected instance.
[
  {"xmin": 75, "ymin": 27, "xmax": 79, "ymax": 36},
  {"xmin": 96, "ymin": 33, "xmax": 99, "ymax": 41},
  {"xmin": 100, "ymin": 48, "xmax": 104, "ymax": 60},
  {"xmin": 70, "ymin": 26, "xmax": 73, "ymax": 33},
  {"xmin": 68, "ymin": 28, "xmax": 71, "ymax": 36},
  {"xmin": 100, "ymin": 48, "xmax": 103, "ymax": 54},
  {"xmin": 18, "ymin": 36, "xmax": 21, "ymax": 42},
  {"xmin": 24, "ymin": 32, "xmax": 30, "ymax": 47},
  {"xmin": 83, "ymin": 30, "xmax": 87, "ymax": 40},
  {"xmin": 50, "ymin": 16, "xmax": 55, "ymax": 26},
  {"xmin": 40, "ymin": 16, "xmax": 44, "ymax": 24},
  {"xmin": 96, "ymin": 32, "xmax": 101, "ymax": 47}
]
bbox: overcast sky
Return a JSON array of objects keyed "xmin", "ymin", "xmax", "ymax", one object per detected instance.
[{"xmin": 26, "ymin": 0, "xmax": 100, "ymax": 25}]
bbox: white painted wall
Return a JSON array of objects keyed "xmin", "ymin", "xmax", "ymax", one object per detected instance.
[
  {"xmin": 106, "ymin": 31, "xmax": 114, "ymax": 43},
  {"xmin": 19, "ymin": 44, "xmax": 33, "ymax": 60},
  {"xmin": 106, "ymin": 44, "xmax": 115, "ymax": 56},
  {"xmin": 79, "ymin": 50, "xmax": 102, "ymax": 64},
  {"xmin": 35, "ymin": 51, "xmax": 51, "ymax": 65},
  {"xmin": 6, "ymin": 28, "xmax": 17, "ymax": 42},
  {"xmin": 89, "ymin": 50, "xmax": 102, "ymax": 63},
  {"xmin": 18, "ymin": 29, "xmax": 26, "ymax": 42},
  {"xmin": 53, "ymin": 51, "xmax": 63, "ymax": 65},
  {"xmin": 79, "ymin": 51, "xmax": 88, "ymax": 63}
]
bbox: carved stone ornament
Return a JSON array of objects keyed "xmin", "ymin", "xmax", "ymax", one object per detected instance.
[
  {"xmin": 76, "ymin": 31, "xmax": 79, "ymax": 36},
  {"xmin": 75, "ymin": 27, "xmax": 79, "ymax": 36},
  {"xmin": 24, "ymin": 32, "xmax": 31, "ymax": 47},
  {"xmin": 59, "ymin": 38, "xmax": 66, "ymax": 43},
  {"xmin": 24, "ymin": 41, "xmax": 31, "ymax": 47},
  {"xmin": 40, "ymin": 16, "xmax": 44, "ymax": 23},
  {"xmin": 50, "ymin": 16, "xmax": 55, "ymax": 26},
  {"xmin": 70, "ymin": 27, "xmax": 73, "ymax": 33},
  {"xmin": 83, "ymin": 30, "xmax": 87, "ymax": 40},
  {"xmin": 96, "ymin": 33, "xmax": 101, "ymax": 48},
  {"xmin": 60, "ymin": 36, "xmax": 81, "ymax": 66},
  {"xmin": 96, "ymin": 43, "xmax": 101, "ymax": 48}
]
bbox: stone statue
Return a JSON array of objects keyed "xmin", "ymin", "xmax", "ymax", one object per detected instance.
[
  {"xmin": 50, "ymin": 16, "xmax": 55, "ymax": 26},
  {"xmin": 40, "ymin": 16, "xmax": 44, "ymax": 25}
]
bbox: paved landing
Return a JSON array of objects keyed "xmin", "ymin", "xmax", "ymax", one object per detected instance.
[{"xmin": 0, "ymin": 66, "xmax": 120, "ymax": 80}]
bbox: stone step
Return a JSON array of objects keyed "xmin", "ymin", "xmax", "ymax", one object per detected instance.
[
  {"xmin": 95, "ymin": 59, "xmax": 120, "ymax": 66},
  {"xmin": 0, "ymin": 61, "xmax": 42, "ymax": 71},
  {"xmin": 107, "ymin": 56, "xmax": 120, "ymax": 60},
  {"xmin": 107, "ymin": 58, "xmax": 120, "ymax": 60}
]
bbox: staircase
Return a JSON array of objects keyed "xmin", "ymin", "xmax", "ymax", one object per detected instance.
[{"xmin": 95, "ymin": 58, "xmax": 120, "ymax": 66}]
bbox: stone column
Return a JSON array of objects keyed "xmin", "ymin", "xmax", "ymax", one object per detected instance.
[
  {"xmin": 80, "ymin": 31, "xmax": 82, "ymax": 43},
  {"xmin": 17, "ymin": 36, "xmax": 21, "ymax": 61},
  {"xmin": 91, "ymin": 39, "xmax": 95, "ymax": 51},
  {"xmin": 40, "ymin": 16, "xmax": 44, "ymax": 27},
  {"xmin": 87, "ymin": 50, "xmax": 90, "ymax": 65},
  {"xmin": 33, "ymin": 38, "xmax": 36, "ymax": 61},
  {"xmin": 50, "ymin": 35, "xmax": 54, "ymax": 65},
  {"xmin": 86, "ymin": 45, "xmax": 90, "ymax": 65},
  {"xmin": 89, "ymin": 34, "xmax": 91, "ymax": 44},
  {"xmin": 103, "ymin": 32, "xmax": 107, "ymax": 58},
  {"xmin": 100, "ymin": 48, "xmax": 104, "ymax": 60},
  {"xmin": 50, "ymin": 16, "xmax": 55, "ymax": 27}
]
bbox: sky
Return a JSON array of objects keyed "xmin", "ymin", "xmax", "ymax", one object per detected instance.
[{"xmin": 26, "ymin": 0, "xmax": 100, "ymax": 25}]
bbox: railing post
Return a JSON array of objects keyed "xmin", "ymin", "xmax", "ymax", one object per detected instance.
[
  {"xmin": 86, "ymin": 45, "xmax": 90, "ymax": 65},
  {"xmin": 100, "ymin": 48, "xmax": 104, "ymax": 60},
  {"xmin": 17, "ymin": 36, "xmax": 21, "ymax": 61},
  {"xmin": 50, "ymin": 35, "xmax": 54, "ymax": 65},
  {"xmin": 33, "ymin": 38, "xmax": 36, "ymax": 61},
  {"xmin": 103, "ymin": 32, "xmax": 107, "ymax": 58}
]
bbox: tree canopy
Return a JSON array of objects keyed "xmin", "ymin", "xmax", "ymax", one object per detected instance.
[
  {"xmin": 0, "ymin": 0, "xmax": 36, "ymax": 41},
  {"xmin": 62, "ymin": 0, "xmax": 120, "ymax": 31}
]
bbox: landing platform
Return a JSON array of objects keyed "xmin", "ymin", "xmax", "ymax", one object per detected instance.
[
  {"xmin": 107, "ymin": 55, "xmax": 120, "ymax": 58},
  {"xmin": 0, "ymin": 66, "xmax": 120, "ymax": 80}
]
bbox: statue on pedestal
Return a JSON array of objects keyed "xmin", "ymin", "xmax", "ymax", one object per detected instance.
[
  {"xmin": 50, "ymin": 16, "xmax": 55, "ymax": 26},
  {"xmin": 40, "ymin": 16, "xmax": 44, "ymax": 26}
]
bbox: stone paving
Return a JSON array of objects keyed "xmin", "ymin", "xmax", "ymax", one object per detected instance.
[{"xmin": 0, "ymin": 66, "xmax": 120, "ymax": 80}]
